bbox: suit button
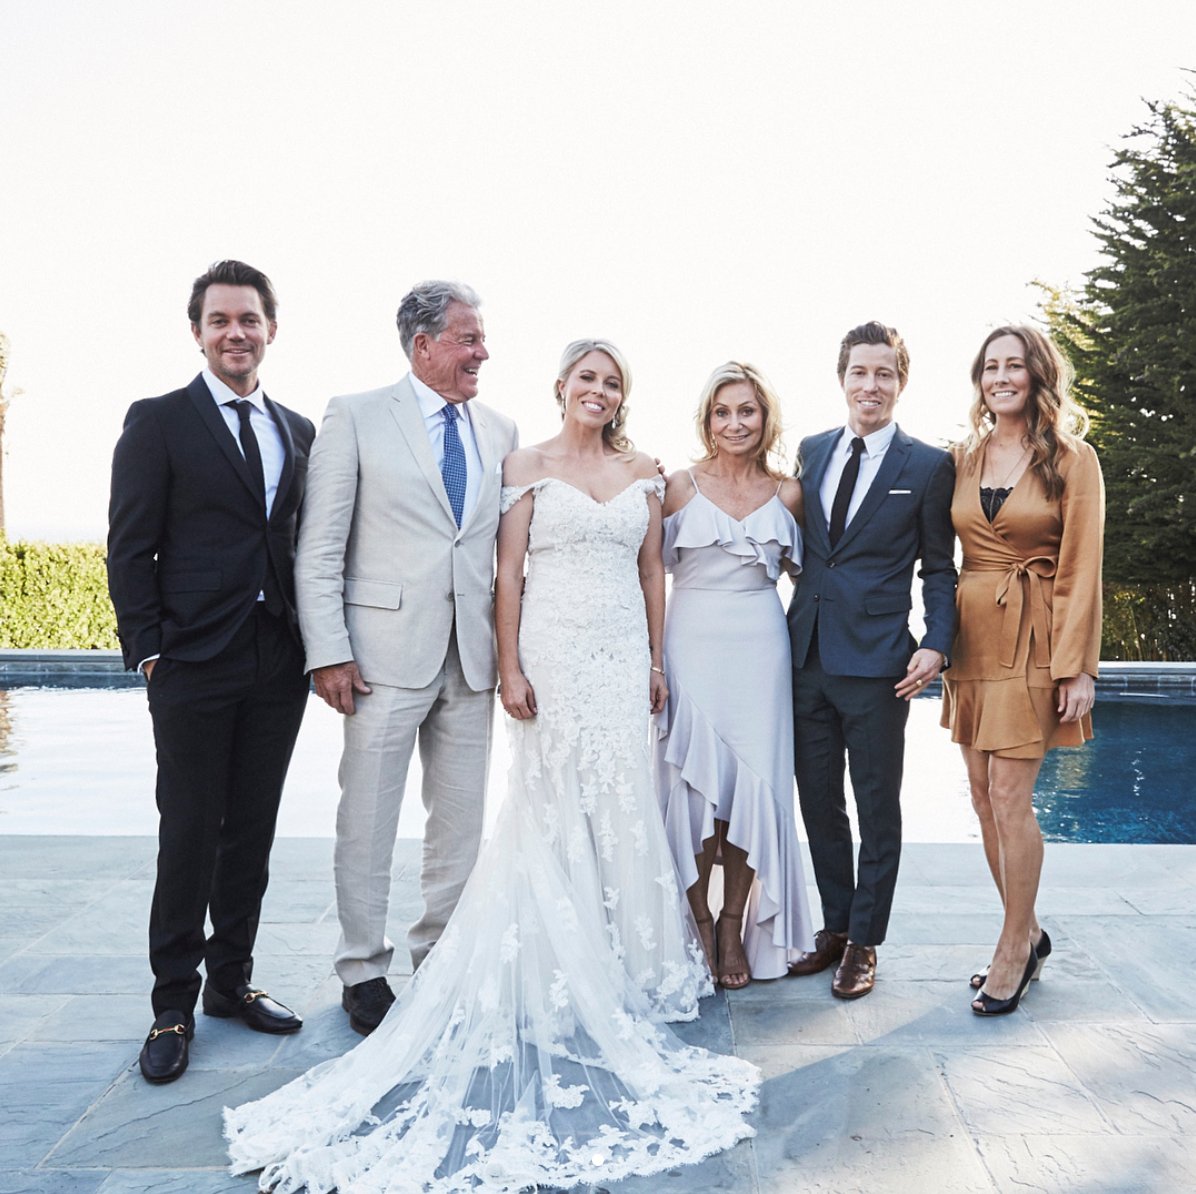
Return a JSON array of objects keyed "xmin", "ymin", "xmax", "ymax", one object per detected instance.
[
  {"xmin": 813, "ymin": 595, "xmax": 820, "ymax": 601},
  {"xmin": 828, "ymin": 561, "xmax": 836, "ymax": 568},
  {"xmin": 446, "ymin": 592, "xmax": 454, "ymax": 601}
]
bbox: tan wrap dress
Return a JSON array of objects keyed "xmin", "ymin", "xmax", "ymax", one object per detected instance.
[{"xmin": 941, "ymin": 439, "xmax": 1105, "ymax": 759}]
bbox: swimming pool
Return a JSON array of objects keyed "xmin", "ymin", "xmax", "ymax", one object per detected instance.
[
  {"xmin": 1032, "ymin": 698, "xmax": 1195, "ymax": 844},
  {"xmin": 0, "ymin": 685, "xmax": 1191, "ymax": 843}
]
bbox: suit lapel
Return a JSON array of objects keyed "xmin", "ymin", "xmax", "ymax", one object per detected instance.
[
  {"xmin": 388, "ymin": 377, "xmax": 458, "ymax": 525},
  {"xmin": 800, "ymin": 430, "xmax": 838, "ymax": 553},
  {"xmin": 833, "ymin": 425, "xmax": 911, "ymax": 554},
  {"xmin": 185, "ymin": 375, "xmax": 261, "ymax": 504},
  {"xmin": 264, "ymin": 395, "xmax": 296, "ymax": 520},
  {"xmin": 461, "ymin": 402, "xmax": 500, "ymax": 531}
]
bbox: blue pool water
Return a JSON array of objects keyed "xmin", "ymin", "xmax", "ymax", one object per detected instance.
[
  {"xmin": 0, "ymin": 685, "xmax": 1192, "ymax": 844},
  {"xmin": 1032, "ymin": 698, "xmax": 1196, "ymax": 844}
]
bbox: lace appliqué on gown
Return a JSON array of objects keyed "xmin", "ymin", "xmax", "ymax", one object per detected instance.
[{"xmin": 224, "ymin": 475, "xmax": 756, "ymax": 1193}]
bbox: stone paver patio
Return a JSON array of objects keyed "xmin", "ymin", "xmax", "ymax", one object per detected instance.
[{"xmin": 2, "ymin": 835, "xmax": 1194, "ymax": 1193}]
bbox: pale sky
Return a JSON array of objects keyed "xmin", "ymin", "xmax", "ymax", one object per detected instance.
[{"xmin": 2, "ymin": 0, "xmax": 1193, "ymax": 541}]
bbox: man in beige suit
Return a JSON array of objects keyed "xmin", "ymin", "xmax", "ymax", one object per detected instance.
[{"xmin": 296, "ymin": 281, "xmax": 518, "ymax": 1034}]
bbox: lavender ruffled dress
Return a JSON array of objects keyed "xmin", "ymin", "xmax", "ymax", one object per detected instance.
[{"xmin": 655, "ymin": 478, "xmax": 814, "ymax": 979}]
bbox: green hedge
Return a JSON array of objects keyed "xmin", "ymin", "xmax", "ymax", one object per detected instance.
[
  {"xmin": 1102, "ymin": 581, "xmax": 1196, "ymax": 662},
  {"xmin": 0, "ymin": 539, "xmax": 1191, "ymax": 661},
  {"xmin": 0, "ymin": 539, "xmax": 119, "ymax": 649}
]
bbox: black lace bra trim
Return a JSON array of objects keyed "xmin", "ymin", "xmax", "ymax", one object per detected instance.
[{"xmin": 979, "ymin": 486, "xmax": 1012, "ymax": 523}]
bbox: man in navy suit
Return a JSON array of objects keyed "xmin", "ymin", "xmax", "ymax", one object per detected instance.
[
  {"xmin": 787, "ymin": 321, "xmax": 956, "ymax": 999},
  {"xmin": 108, "ymin": 260, "xmax": 316, "ymax": 1081}
]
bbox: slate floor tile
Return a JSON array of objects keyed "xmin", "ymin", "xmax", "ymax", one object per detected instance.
[
  {"xmin": 977, "ymin": 1132, "xmax": 1196, "ymax": 1192},
  {"xmin": 1043, "ymin": 1023, "xmax": 1196, "ymax": 1135},
  {"xmin": 47, "ymin": 1068, "xmax": 305, "ymax": 1168},
  {"xmin": 936, "ymin": 1045, "xmax": 1109, "ymax": 1135}
]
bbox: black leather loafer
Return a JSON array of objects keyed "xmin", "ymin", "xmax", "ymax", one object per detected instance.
[
  {"xmin": 202, "ymin": 982, "xmax": 303, "ymax": 1034},
  {"xmin": 139, "ymin": 1010, "xmax": 194, "ymax": 1084},
  {"xmin": 342, "ymin": 977, "xmax": 395, "ymax": 1035}
]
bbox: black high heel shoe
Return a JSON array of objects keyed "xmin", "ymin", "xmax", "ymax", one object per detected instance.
[
  {"xmin": 1032, "ymin": 928, "xmax": 1052, "ymax": 980},
  {"xmin": 970, "ymin": 927, "xmax": 1052, "ymax": 989},
  {"xmin": 972, "ymin": 945, "xmax": 1038, "ymax": 1017}
]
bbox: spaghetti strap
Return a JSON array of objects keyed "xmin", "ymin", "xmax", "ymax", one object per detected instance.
[
  {"xmin": 687, "ymin": 467, "xmax": 701, "ymax": 494},
  {"xmin": 774, "ymin": 478, "xmax": 784, "ymax": 496}
]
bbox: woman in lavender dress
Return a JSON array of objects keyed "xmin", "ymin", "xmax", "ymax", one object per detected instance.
[{"xmin": 656, "ymin": 362, "xmax": 814, "ymax": 988}]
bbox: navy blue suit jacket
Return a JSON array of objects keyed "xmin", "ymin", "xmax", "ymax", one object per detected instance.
[{"xmin": 788, "ymin": 424, "xmax": 957, "ymax": 677}]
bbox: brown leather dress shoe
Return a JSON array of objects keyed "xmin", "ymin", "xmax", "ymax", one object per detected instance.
[
  {"xmin": 832, "ymin": 943, "xmax": 877, "ymax": 999},
  {"xmin": 787, "ymin": 928, "xmax": 849, "ymax": 977}
]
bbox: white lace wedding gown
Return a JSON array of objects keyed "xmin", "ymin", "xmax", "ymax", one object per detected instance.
[{"xmin": 224, "ymin": 476, "xmax": 760, "ymax": 1193}]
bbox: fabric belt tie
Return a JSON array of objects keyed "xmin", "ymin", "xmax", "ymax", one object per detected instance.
[{"xmin": 990, "ymin": 555, "xmax": 1056, "ymax": 669}]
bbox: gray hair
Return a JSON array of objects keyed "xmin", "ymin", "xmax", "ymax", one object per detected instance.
[{"xmin": 395, "ymin": 280, "xmax": 483, "ymax": 359}]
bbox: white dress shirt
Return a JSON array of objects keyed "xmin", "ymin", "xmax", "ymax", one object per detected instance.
[
  {"xmin": 409, "ymin": 372, "xmax": 483, "ymax": 525},
  {"xmin": 203, "ymin": 369, "xmax": 286, "ymax": 518},
  {"xmin": 818, "ymin": 422, "xmax": 899, "ymax": 532}
]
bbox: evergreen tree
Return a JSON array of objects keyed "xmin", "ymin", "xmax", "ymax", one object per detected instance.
[{"xmin": 1044, "ymin": 86, "xmax": 1196, "ymax": 589}]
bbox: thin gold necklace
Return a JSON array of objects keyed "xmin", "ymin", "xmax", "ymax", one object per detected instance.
[{"xmin": 985, "ymin": 438, "xmax": 1030, "ymax": 489}]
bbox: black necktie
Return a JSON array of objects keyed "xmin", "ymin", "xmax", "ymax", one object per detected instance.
[
  {"xmin": 229, "ymin": 399, "xmax": 284, "ymax": 615},
  {"xmin": 231, "ymin": 400, "xmax": 267, "ymax": 511},
  {"xmin": 828, "ymin": 436, "xmax": 865, "ymax": 548}
]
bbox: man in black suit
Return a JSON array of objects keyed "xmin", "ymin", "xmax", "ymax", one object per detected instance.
[
  {"xmin": 108, "ymin": 260, "xmax": 316, "ymax": 1082},
  {"xmin": 787, "ymin": 321, "xmax": 956, "ymax": 999}
]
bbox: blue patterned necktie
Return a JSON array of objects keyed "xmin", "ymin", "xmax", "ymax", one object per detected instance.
[{"xmin": 440, "ymin": 403, "xmax": 467, "ymax": 527}]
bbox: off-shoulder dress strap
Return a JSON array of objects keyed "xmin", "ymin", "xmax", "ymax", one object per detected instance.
[{"xmin": 500, "ymin": 480, "xmax": 542, "ymax": 514}]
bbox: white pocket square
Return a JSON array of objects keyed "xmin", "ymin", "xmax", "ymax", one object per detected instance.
[{"xmin": 889, "ymin": 488, "xmax": 912, "ymax": 495}]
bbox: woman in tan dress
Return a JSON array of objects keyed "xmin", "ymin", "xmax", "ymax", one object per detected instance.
[{"xmin": 941, "ymin": 325, "xmax": 1104, "ymax": 1016}]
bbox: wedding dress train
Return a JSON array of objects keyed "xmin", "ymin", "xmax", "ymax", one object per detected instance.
[{"xmin": 224, "ymin": 476, "xmax": 759, "ymax": 1192}]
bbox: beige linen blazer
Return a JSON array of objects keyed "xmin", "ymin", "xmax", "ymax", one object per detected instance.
[{"xmin": 295, "ymin": 377, "xmax": 519, "ymax": 691}]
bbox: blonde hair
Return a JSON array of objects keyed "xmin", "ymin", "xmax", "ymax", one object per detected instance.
[
  {"xmin": 694, "ymin": 361, "xmax": 787, "ymax": 479},
  {"xmin": 554, "ymin": 339, "xmax": 634, "ymax": 455},
  {"xmin": 964, "ymin": 325, "xmax": 1090, "ymax": 501}
]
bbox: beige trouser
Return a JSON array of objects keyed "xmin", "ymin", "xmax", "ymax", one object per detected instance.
[{"xmin": 333, "ymin": 633, "xmax": 493, "ymax": 984}]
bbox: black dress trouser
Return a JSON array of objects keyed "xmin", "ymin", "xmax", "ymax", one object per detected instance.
[
  {"xmin": 146, "ymin": 606, "xmax": 308, "ymax": 1015},
  {"xmin": 793, "ymin": 631, "xmax": 910, "ymax": 947}
]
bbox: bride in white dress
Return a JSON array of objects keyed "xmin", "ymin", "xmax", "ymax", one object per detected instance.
[{"xmin": 223, "ymin": 340, "xmax": 759, "ymax": 1192}]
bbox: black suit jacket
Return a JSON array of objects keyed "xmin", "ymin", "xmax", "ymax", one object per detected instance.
[
  {"xmin": 788, "ymin": 424, "xmax": 957, "ymax": 677},
  {"xmin": 107, "ymin": 374, "xmax": 316, "ymax": 669}
]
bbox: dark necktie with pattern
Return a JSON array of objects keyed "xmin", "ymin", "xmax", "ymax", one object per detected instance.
[
  {"xmin": 441, "ymin": 404, "xmax": 468, "ymax": 528},
  {"xmin": 828, "ymin": 436, "xmax": 865, "ymax": 548}
]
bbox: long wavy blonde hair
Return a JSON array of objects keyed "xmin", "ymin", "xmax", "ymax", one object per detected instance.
[
  {"xmin": 554, "ymin": 339, "xmax": 634, "ymax": 455},
  {"xmin": 964, "ymin": 325, "xmax": 1090, "ymax": 500},
  {"xmin": 693, "ymin": 361, "xmax": 788, "ymax": 479}
]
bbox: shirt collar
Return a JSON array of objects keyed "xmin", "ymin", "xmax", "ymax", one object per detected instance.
[
  {"xmin": 409, "ymin": 371, "xmax": 471, "ymax": 424},
  {"xmin": 838, "ymin": 421, "xmax": 897, "ymax": 457},
  {"xmin": 203, "ymin": 369, "xmax": 265, "ymax": 411}
]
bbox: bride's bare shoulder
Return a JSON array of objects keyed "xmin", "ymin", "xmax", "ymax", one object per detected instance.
[
  {"xmin": 627, "ymin": 450, "xmax": 659, "ymax": 480},
  {"xmin": 502, "ymin": 446, "xmax": 551, "ymax": 486}
]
